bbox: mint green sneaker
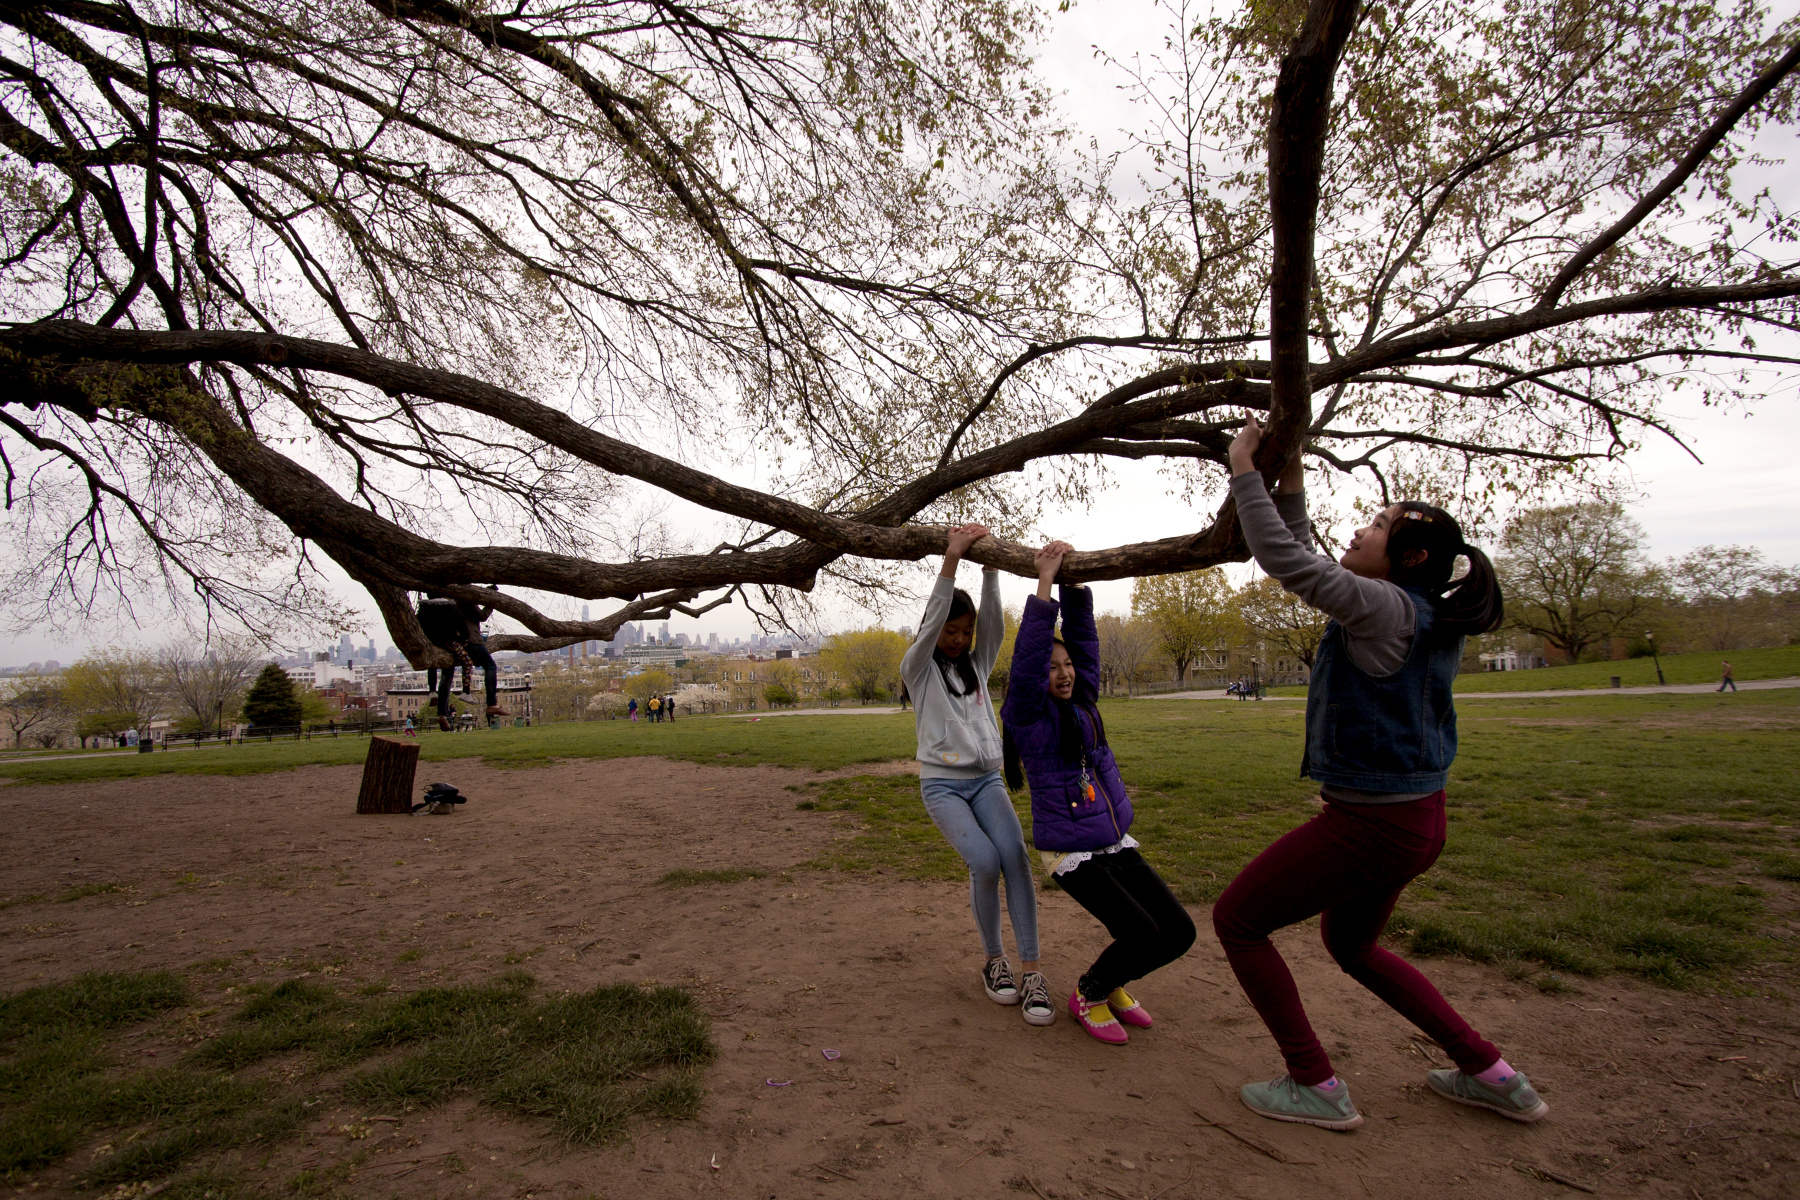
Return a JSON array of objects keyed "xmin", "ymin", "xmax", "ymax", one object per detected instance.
[
  {"xmin": 1426, "ymin": 1068, "xmax": 1549, "ymax": 1122},
  {"xmin": 1238, "ymin": 1075, "xmax": 1364, "ymax": 1130}
]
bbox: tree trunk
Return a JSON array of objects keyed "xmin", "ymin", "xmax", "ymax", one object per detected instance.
[{"xmin": 356, "ymin": 736, "xmax": 420, "ymax": 814}]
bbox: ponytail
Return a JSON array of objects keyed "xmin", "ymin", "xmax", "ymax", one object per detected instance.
[
  {"xmin": 1438, "ymin": 541, "xmax": 1504, "ymax": 635},
  {"xmin": 1385, "ymin": 502, "xmax": 1505, "ymax": 636}
]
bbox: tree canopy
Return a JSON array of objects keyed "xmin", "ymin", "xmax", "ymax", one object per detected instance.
[
  {"xmin": 2, "ymin": 0, "xmax": 1796, "ymax": 661},
  {"xmin": 241, "ymin": 662, "xmax": 301, "ymax": 728},
  {"xmin": 1132, "ymin": 569, "xmax": 1237, "ymax": 683},
  {"xmin": 1497, "ymin": 499, "xmax": 1651, "ymax": 662},
  {"xmin": 821, "ymin": 628, "xmax": 907, "ymax": 704}
]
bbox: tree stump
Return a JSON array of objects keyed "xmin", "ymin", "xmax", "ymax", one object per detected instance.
[{"xmin": 355, "ymin": 736, "xmax": 420, "ymax": 814}]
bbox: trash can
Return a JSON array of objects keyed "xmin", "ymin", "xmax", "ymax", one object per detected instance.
[
  {"xmin": 1610, "ymin": 676, "xmax": 1621, "ymax": 688},
  {"xmin": 137, "ymin": 739, "xmax": 154, "ymax": 753}
]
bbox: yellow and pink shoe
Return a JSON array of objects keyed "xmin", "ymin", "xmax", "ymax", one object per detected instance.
[
  {"xmin": 1069, "ymin": 990, "xmax": 1129, "ymax": 1045},
  {"xmin": 1108, "ymin": 987, "xmax": 1153, "ymax": 1029}
]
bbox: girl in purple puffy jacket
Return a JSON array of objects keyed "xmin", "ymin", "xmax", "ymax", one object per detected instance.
[{"xmin": 1002, "ymin": 541, "xmax": 1195, "ymax": 1044}]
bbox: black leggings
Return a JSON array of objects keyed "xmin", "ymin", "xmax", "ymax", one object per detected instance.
[
  {"xmin": 431, "ymin": 642, "xmax": 498, "ymax": 711},
  {"xmin": 1057, "ymin": 847, "xmax": 1196, "ymax": 1001}
]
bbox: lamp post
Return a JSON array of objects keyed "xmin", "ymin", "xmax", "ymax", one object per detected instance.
[{"xmin": 1646, "ymin": 630, "xmax": 1666, "ymax": 686}]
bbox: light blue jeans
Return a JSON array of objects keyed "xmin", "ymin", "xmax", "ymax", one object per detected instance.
[{"xmin": 920, "ymin": 771, "xmax": 1040, "ymax": 962}]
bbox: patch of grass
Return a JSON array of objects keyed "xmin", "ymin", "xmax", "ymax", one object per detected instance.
[
  {"xmin": 395, "ymin": 948, "xmax": 423, "ymax": 963},
  {"xmin": 0, "ymin": 894, "xmax": 46, "ymax": 911},
  {"xmin": 656, "ymin": 868, "xmax": 766, "ymax": 887},
  {"xmin": 0, "ymin": 971, "xmax": 200, "ymax": 1180},
  {"xmin": 0, "ymin": 968, "xmax": 713, "ymax": 1192},
  {"xmin": 0, "ymin": 712, "xmax": 917, "ymax": 786},
  {"xmin": 799, "ymin": 774, "xmax": 983, "ymax": 881},
  {"xmin": 56, "ymin": 881, "xmax": 128, "ymax": 902},
  {"xmin": 789, "ymin": 690, "xmax": 1800, "ymax": 988},
  {"xmin": 344, "ymin": 980, "xmax": 713, "ymax": 1144}
]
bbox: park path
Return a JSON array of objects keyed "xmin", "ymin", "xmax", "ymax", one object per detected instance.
[{"xmin": 1158, "ymin": 676, "xmax": 1800, "ymax": 701}]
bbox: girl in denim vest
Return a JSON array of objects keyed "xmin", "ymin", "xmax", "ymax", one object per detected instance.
[
  {"xmin": 1212, "ymin": 416, "xmax": 1547, "ymax": 1132},
  {"xmin": 1003, "ymin": 541, "xmax": 1195, "ymax": 1044},
  {"xmin": 902, "ymin": 522, "xmax": 1054, "ymax": 1027}
]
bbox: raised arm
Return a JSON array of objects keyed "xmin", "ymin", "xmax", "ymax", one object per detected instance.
[
  {"xmin": 972, "ymin": 566, "xmax": 1004, "ymax": 678},
  {"xmin": 1058, "ymin": 583, "xmax": 1100, "ymax": 704},
  {"xmin": 900, "ymin": 522, "xmax": 989, "ymax": 687},
  {"xmin": 1228, "ymin": 418, "xmax": 1413, "ymax": 641},
  {"xmin": 1001, "ymin": 592, "xmax": 1059, "ymax": 727}
]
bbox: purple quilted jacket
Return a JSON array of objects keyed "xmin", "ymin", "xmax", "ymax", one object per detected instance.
[{"xmin": 1000, "ymin": 585, "xmax": 1133, "ymax": 852}]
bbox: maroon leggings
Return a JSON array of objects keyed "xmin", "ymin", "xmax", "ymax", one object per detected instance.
[{"xmin": 1211, "ymin": 792, "xmax": 1499, "ymax": 1086}]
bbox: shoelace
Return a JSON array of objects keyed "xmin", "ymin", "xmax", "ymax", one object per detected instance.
[
  {"xmin": 1021, "ymin": 975, "xmax": 1051, "ymax": 1012},
  {"xmin": 986, "ymin": 961, "xmax": 1015, "ymax": 993}
]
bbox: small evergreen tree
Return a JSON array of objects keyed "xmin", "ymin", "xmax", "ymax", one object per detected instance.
[{"xmin": 241, "ymin": 664, "xmax": 301, "ymax": 729}]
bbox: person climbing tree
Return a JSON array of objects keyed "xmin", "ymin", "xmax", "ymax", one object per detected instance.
[{"xmin": 417, "ymin": 588, "xmax": 508, "ymax": 730}]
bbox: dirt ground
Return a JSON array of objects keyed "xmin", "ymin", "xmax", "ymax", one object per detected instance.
[{"xmin": 3, "ymin": 755, "xmax": 1796, "ymax": 1199}]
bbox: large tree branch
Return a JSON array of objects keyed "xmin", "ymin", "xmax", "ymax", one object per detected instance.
[
  {"xmin": 1538, "ymin": 37, "xmax": 1800, "ymax": 309},
  {"xmin": 1261, "ymin": 0, "xmax": 1363, "ymax": 475},
  {"xmin": 3, "ymin": 320, "xmax": 1267, "ymax": 569}
]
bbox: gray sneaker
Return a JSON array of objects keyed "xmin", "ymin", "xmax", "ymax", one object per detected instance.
[
  {"xmin": 1426, "ymin": 1068, "xmax": 1549, "ymax": 1122},
  {"xmin": 1239, "ymin": 1075, "xmax": 1363, "ymax": 1131}
]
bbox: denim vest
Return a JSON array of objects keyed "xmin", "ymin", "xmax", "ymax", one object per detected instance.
[{"xmin": 1302, "ymin": 588, "xmax": 1463, "ymax": 792}]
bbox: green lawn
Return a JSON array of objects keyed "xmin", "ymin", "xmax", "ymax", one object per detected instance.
[
  {"xmin": 1258, "ymin": 642, "xmax": 1800, "ymax": 697},
  {"xmin": 1454, "ymin": 642, "xmax": 1800, "ymax": 692},
  {"xmin": 0, "ymin": 711, "xmax": 917, "ymax": 786},
  {"xmin": 5, "ymin": 694, "xmax": 1796, "ymax": 991},
  {"xmin": 797, "ymin": 691, "xmax": 1800, "ymax": 990}
]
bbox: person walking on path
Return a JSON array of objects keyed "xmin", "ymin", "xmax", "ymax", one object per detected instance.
[
  {"xmin": 1209, "ymin": 416, "xmax": 1548, "ymax": 1132},
  {"xmin": 903, "ymin": 522, "xmax": 1053, "ymax": 1028},
  {"xmin": 1718, "ymin": 661, "xmax": 1737, "ymax": 692},
  {"xmin": 1003, "ymin": 540, "xmax": 1194, "ymax": 1045}
]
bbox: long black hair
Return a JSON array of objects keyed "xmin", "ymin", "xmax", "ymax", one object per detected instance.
[
  {"xmin": 1384, "ymin": 501, "xmax": 1505, "ymax": 636},
  {"xmin": 1002, "ymin": 636, "xmax": 1108, "ymax": 791},
  {"xmin": 932, "ymin": 587, "xmax": 983, "ymax": 696}
]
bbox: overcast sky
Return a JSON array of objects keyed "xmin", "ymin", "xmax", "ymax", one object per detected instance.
[{"xmin": 4, "ymin": 1, "xmax": 1796, "ymax": 666}]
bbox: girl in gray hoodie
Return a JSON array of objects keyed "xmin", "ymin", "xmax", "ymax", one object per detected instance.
[{"xmin": 903, "ymin": 522, "xmax": 1054, "ymax": 1027}]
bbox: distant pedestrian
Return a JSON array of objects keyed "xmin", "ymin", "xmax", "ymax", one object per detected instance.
[
  {"xmin": 628, "ymin": 697, "xmax": 639, "ymax": 722},
  {"xmin": 648, "ymin": 695, "xmax": 662, "ymax": 723},
  {"xmin": 1718, "ymin": 661, "xmax": 1736, "ymax": 692},
  {"xmin": 665, "ymin": 694, "xmax": 677, "ymax": 723},
  {"xmin": 403, "ymin": 716, "xmax": 416, "ymax": 738}
]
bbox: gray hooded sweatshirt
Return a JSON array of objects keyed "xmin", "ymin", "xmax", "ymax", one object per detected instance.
[{"xmin": 902, "ymin": 569, "xmax": 1005, "ymax": 778}]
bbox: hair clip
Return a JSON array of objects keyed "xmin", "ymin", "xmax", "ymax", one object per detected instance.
[{"xmin": 1400, "ymin": 510, "xmax": 1433, "ymax": 522}]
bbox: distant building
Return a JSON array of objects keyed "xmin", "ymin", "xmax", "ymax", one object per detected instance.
[
  {"xmin": 386, "ymin": 676, "xmax": 535, "ymax": 722},
  {"xmin": 623, "ymin": 645, "xmax": 686, "ymax": 667},
  {"xmin": 287, "ymin": 653, "xmax": 354, "ymax": 690}
]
